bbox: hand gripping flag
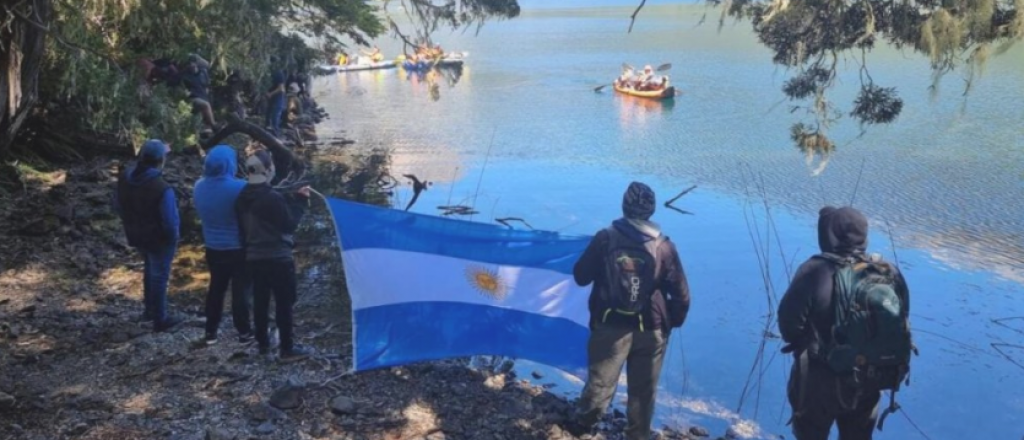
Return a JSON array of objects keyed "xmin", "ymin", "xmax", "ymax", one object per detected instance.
[{"xmin": 326, "ymin": 198, "xmax": 592, "ymax": 376}]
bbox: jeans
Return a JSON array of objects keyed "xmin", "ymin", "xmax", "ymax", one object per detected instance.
[
  {"xmin": 265, "ymin": 95, "xmax": 285, "ymax": 136},
  {"xmin": 575, "ymin": 324, "xmax": 668, "ymax": 440},
  {"xmin": 140, "ymin": 244, "xmax": 176, "ymax": 326},
  {"xmin": 204, "ymin": 249, "xmax": 252, "ymax": 337},
  {"xmin": 249, "ymin": 258, "xmax": 297, "ymax": 351}
]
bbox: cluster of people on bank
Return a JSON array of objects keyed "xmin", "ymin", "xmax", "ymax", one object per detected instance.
[
  {"xmin": 138, "ymin": 53, "xmax": 310, "ymax": 138},
  {"xmin": 114, "ymin": 140, "xmax": 313, "ymax": 360},
  {"xmin": 114, "ymin": 141, "xmax": 912, "ymax": 440}
]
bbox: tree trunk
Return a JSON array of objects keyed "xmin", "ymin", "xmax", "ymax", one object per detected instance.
[{"xmin": 0, "ymin": 0, "xmax": 51, "ymax": 159}]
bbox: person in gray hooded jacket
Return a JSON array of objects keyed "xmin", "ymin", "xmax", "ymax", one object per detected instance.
[
  {"xmin": 235, "ymin": 150, "xmax": 312, "ymax": 361},
  {"xmin": 564, "ymin": 181, "xmax": 691, "ymax": 440}
]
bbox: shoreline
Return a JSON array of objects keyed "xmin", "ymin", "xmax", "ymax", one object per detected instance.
[{"xmin": 0, "ymin": 94, "xmax": 714, "ymax": 440}]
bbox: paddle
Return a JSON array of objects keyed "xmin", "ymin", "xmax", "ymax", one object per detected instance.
[{"xmin": 593, "ymin": 62, "xmax": 673, "ymax": 92}]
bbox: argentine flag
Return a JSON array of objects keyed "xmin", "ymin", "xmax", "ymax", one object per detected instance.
[{"xmin": 327, "ymin": 198, "xmax": 593, "ymax": 375}]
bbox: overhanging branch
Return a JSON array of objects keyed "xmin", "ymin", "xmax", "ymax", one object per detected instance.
[{"xmin": 629, "ymin": 0, "xmax": 648, "ymax": 33}]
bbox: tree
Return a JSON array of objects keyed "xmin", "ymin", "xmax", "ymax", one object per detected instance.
[
  {"xmin": 0, "ymin": 0, "xmax": 386, "ymax": 161},
  {"xmin": 378, "ymin": 0, "xmax": 520, "ymax": 54},
  {"xmin": 636, "ymin": 0, "xmax": 1023, "ymax": 155}
]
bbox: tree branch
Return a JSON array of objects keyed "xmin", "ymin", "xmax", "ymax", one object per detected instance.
[
  {"xmin": 629, "ymin": 0, "xmax": 648, "ymax": 33},
  {"xmin": 5, "ymin": 3, "xmax": 125, "ymax": 75}
]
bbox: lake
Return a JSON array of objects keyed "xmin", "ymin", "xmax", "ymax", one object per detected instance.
[{"xmin": 310, "ymin": 4, "xmax": 1024, "ymax": 439}]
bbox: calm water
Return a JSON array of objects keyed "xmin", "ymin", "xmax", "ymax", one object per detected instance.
[{"xmin": 311, "ymin": 5, "xmax": 1024, "ymax": 439}]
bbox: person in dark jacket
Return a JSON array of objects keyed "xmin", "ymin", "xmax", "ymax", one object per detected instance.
[
  {"xmin": 264, "ymin": 58, "xmax": 287, "ymax": 136},
  {"xmin": 180, "ymin": 53, "xmax": 217, "ymax": 130},
  {"xmin": 778, "ymin": 206, "xmax": 910, "ymax": 440},
  {"xmin": 235, "ymin": 150, "xmax": 312, "ymax": 361},
  {"xmin": 194, "ymin": 145, "xmax": 253, "ymax": 345},
  {"xmin": 565, "ymin": 182, "xmax": 691, "ymax": 440},
  {"xmin": 114, "ymin": 139, "xmax": 184, "ymax": 332}
]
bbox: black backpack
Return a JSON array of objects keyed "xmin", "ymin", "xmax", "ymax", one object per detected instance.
[{"xmin": 600, "ymin": 227, "xmax": 665, "ymax": 330}]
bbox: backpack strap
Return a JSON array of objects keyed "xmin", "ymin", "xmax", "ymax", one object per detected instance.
[{"xmin": 876, "ymin": 390, "xmax": 901, "ymax": 431}]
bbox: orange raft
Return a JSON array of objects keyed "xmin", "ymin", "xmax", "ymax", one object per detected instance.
[{"xmin": 613, "ymin": 81, "xmax": 676, "ymax": 100}]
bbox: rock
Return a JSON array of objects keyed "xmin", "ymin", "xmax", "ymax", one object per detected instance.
[
  {"xmin": 65, "ymin": 422, "xmax": 89, "ymax": 436},
  {"xmin": 531, "ymin": 371, "xmax": 544, "ymax": 379},
  {"xmin": 255, "ymin": 421, "xmax": 275, "ymax": 434},
  {"xmin": 72, "ymin": 393, "xmax": 113, "ymax": 411},
  {"xmin": 484, "ymin": 374, "xmax": 506, "ymax": 390},
  {"xmin": 308, "ymin": 420, "xmax": 329, "ymax": 437},
  {"xmin": 205, "ymin": 427, "xmax": 234, "ymax": 440},
  {"xmin": 0, "ymin": 392, "xmax": 15, "ymax": 409},
  {"xmin": 250, "ymin": 402, "xmax": 286, "ymax": 421},
  {"xmin": 268, "ymin": 377, "xmax": 305, "ymax": 410},
  {"xmin": 329, "ymin": 395, "xmax": 356, "ymax": 415},
  {"xmin": 689, "ymin": 426, "xmax": 710, "ymax": 437}
]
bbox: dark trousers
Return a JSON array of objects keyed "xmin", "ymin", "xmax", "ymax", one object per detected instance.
[
  {"xmin": 204, "ymin": 249, "xmax": 252, "ymax": 337},
  {"xmin": 265, "ymin": 96, "xmax": 285, "ymax": 135},
  {"xmin": 139, "ymin": 244, "xmax": 176, "ymax": 327},
  {"xmin": 788, "ymin": 358, "xmax": 882, "ymax": 440},
  {"xmin": 575, "ymin": 324, "xmax": 667, "ymax": 440},
  {"xmin": 249, "ymin": 258, "xmax": 297, "ymax": 351}
]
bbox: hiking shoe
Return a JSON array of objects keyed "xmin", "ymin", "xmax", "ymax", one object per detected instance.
[
  {"xmin": 237, "ymin": 331, "xmax": 255, "ymax": 344},
  {"xmin": 279, "ymin": 344, "xmax": 313, "ymax": 362},
  {"xmin": 154, "ymin": 315, "xmax": 186, "ymax": 332},
  {"xmin": 204, "ymin": 333, "xmax": 218, "ymax": 346}
]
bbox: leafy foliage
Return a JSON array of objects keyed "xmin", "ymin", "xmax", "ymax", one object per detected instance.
[
  {"xmin": 705, "ymin": 0, "xmax": 1023, "ymax": 154},
  {"xmin": 0, "ymin": 0, "xmax": 390, "ymax": 158},
  {"xmin": 381, "ymin": 0, "xmax": 520, "ymax": 52}
]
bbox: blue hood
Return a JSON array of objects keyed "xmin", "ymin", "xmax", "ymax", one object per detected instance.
[
  {"xmin": 194, "ymin": 145, "xmax": 246, "ymax": 250},
  {"xmin": 203, "ymin": 145, "xmax": 238, "ymax": 178}
]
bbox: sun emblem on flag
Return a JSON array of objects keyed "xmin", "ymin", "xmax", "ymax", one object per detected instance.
[{"xmin": 466, "ymin": 265, "xmax": 508, "ymax": 301}]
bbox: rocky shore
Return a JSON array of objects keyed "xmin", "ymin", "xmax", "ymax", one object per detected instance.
[{"xmin": 0, "ymin": 96, "xmax": 717, "ymax": 440}]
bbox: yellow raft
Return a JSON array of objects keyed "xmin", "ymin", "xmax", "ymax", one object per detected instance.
[{"xmin": 613, "ymin": 82, "xmax": 676, "ymax": 100}]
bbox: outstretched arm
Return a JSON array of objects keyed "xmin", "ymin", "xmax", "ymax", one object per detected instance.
[{"xmin": 573, "ymin": 230, "xmax": 608, "ymax": 287}]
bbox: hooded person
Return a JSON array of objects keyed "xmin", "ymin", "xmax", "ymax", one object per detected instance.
[
  {"xmin": 564, "ymin": 181, "xmax": 691, "ymax": 440},
  {"xmin": 235, "ymin": 150, "xmax": 313, "ymax": 361},
  {"xmin": 194, "ymin": 145, "xmax": 254, "ymax": 345},
  {"xmin": 114, "ymin": 139, "xmax": 185, "ymax": 332},
  {"xmin": 778, "ymin": 206, "xmax": 911, "ymax": 440}
]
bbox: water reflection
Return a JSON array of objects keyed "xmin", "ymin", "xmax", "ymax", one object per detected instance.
[
  {"xmin": 402, "ymin": 65, "xmax": 466, "ymax": 101},
  {"xmin": 616, "ymin": 93, "xmax": 675, "ymax": 129}
]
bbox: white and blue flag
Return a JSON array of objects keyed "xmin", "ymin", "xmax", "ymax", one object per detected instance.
[{"xmin": 326, "ymin": 198, "xmax": 592, "ymax": 375}]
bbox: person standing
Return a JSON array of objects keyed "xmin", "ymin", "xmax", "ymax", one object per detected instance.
[
  {"xmin": 565, "ymin": 181, "xmax": 691, "ymax": 440},
  {"xmin": 235, "ymin": 150, "xmax": 313, "ymax": 361},
  {"xmin": 194, "ymin": 145, "xmax": 253, "ymax": 345},
  {"xmin": 114, "ymin": 139, "xmax": 184, "ymax": 332},
  {"xmin": 778, "ymin": 206, "xmax": 913, "ymax": 440},
  {"xmin": 264, "ymin": 58, "xmax": 287, "ymax": 137}
]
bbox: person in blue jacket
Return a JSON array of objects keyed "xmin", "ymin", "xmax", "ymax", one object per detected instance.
[
  {"xmin": 194, "ymin": 145, "xmax": 254, "ymax": 345},
  {"xmin": 114, "ymin": 139, "xmax": 184, "ymax": 332}
]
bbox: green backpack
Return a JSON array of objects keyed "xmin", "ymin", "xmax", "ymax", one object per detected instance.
[{"xmin": 817, "ymin": 252, "xmax": 915, "ymax": 429}]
